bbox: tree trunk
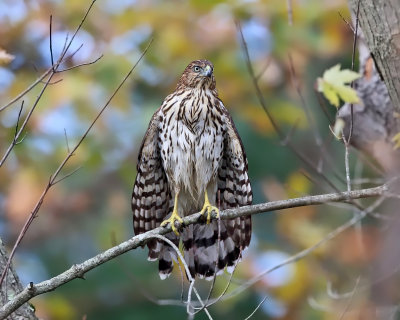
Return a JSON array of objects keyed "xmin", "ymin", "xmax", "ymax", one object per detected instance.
[
  {"xmin": 348, "ymin": 0, "xmax": 400, "ymax": 110},
  {"xmin": 0, "ymin": 239, "xmax": 37, "ymax": 320}
]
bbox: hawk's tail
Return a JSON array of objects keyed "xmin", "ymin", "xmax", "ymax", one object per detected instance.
[
  {"xmin": 146, "ymin": 216, "xmax": 251, "ymax": 280},
  {"xmin": 146, "ymin": 234, "xmax": 179, "ymax": 280},
  {"xmin": 182, "ymin": 216, "xmax": 251, "ymax": 280}
]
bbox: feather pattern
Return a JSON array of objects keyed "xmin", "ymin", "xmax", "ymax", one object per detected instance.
[{"xmin": 132, "ymin": 60, "xmax": 252, "ymax": 279}]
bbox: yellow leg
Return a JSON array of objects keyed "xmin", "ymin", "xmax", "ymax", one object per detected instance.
[
  {"xmin": 161, "ymin": 191, "xmax": 183, "ymax": 235},
  {"xmin": 200, "ymin": 191, "xmax": 220, "ymax": 224}
]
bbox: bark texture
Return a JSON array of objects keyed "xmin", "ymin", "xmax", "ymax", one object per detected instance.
[
  {"xmin": 348, "ymin": 0, "xmax": 400, "ymax": 110},
  {"xmin": 0, "ymin": 239, "xmax": 37, "ymax": 320}
]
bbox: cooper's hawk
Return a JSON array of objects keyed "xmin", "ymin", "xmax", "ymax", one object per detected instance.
[{"xmin": 132, "ymin": 60, "xmax": 252, "ymax": 280}]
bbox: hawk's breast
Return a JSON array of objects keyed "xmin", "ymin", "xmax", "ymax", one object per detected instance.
[{"xmin": 159, "ymin": 90, "xmax": 225, "ymax": 198}]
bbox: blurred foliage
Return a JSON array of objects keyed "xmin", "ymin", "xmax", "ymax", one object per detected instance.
[{"xmin": 0, "ymin": 0, "xmax": 384, "ymax": 319}]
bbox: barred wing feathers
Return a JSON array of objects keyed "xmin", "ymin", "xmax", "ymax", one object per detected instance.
[
  {"xmin": 217, "ymin": 109, "xmax": 252, "ymax": 263},
  {"xmin": 131, "ymin": 110, "xmax": 178, "ymax": 278}
]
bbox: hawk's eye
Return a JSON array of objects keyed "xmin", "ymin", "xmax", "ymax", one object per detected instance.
[{"xmin": 193, "ymin": 66, "xmax": 201, "ymax": 73}]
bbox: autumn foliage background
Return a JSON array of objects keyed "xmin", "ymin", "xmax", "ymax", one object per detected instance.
[{"xmin": 0, "ymin": 0, "xmax": 379, "ymax": 319}]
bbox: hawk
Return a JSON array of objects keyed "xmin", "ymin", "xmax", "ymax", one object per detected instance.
[{"xmin": 132, "ymin": 60, "xmax": 252, "ymax": 280}]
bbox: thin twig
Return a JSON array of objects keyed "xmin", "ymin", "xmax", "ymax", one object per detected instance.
[
  {"xmin": 39, "ymin": 78, "xmax": 63, "ymax": 85},
  {"xmin": 244, "ymin": 296, "xmax": 269, "ymax": 320},
  {"xmin": 13, "ymin": 102, "xmax": 25, "ymax": 145},
  {"xmin": 0, "ymin": 0, "xmax": 98, "ymax": 168},
  {"xmin": 59, "ymin": 54, "xmax": 103, "ymax": 72},
  {"xmin": 52, "ymin": 166, "xmax": 82, "ymax": 185},
  {"xmin": 255, "ymin": 57, "xmax": 271, "ymax": 81},
  {"xmin": 64, "ymin": 128, "xmax": 70, "ymax": 153},
  {"xmin": 347, "ymin": 0, "xmax": 361, "ymax": 143},
  {"xmin": 338, "ymin": 11, "xmax": 355, "ymax": 33},
  {"xmin": 0, "ymin": 68, "xmax": 52, "ymax": 113},
  {"xmin": 342, "ymin": 132, "xmax": 351, "ymax": 193},
  {"xmin": 339, "ymin": 276, "xmax": 360, "ymax": 320},
  {"xmin": 49, "ymin": 15, "xmax": 55, "ymax": 70}
]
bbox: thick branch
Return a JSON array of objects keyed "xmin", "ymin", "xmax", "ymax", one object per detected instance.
[
  {"xmin": 348, "ymin": 0, "xmax": 400, "ymax": 110},
  {"xmin": 0, "ymin": 185, "xmax": 387, "ymax": 319}
]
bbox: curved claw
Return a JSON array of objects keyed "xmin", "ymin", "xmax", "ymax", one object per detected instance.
[
  {"xmin": 201, "ymin": 204, "xmax": 220, "ymax": 224},
  {"xmin": 161, "ymin": 211, "xmax": 183, "ymax": 235},
  {"xmin": 200, "ymin": 191, "xmax": 219, "ymax": 224}
]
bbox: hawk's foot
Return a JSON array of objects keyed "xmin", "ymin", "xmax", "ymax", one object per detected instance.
[
  {"xmin": 161, "ymin": 209, "xmax": 183, "ymax": 235},
  {"xmin": 200, "ymin": 192, "xmax": 219, "ymax": 224}
]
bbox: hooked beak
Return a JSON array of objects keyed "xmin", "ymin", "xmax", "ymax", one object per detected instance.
[{"xmin": 201, "ymin": 65, "xmax": 213, "ymax": 78}]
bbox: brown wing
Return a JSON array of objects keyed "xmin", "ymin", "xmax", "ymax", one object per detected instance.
[
  {"xmin": 217, "ymin": 109, "xmax": 252, "ymax": 266},
  {"xmin": 132, "ymin": 110, "xmax": 173, "ymax": 262}
]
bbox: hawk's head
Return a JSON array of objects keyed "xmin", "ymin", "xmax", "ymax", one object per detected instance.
[{"xmin": 176, "ymin": 59, "xmax": 216, "ymax": 91}]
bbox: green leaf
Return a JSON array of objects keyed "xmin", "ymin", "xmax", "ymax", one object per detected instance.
[{"xmin": 317, "ymin": 64, "xmax": 361, "ymax": 108}]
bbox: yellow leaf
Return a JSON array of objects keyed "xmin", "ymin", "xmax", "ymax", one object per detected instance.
[
  {"xmin": 0, "ymin": 49, "xmax": 14, "ymax": 65},
  {"xmin": 323, "ymin": 64, "xmax": 360, "ymax": 83},
  {"xmin": 317, "ymin": 64, "xmax": 361, "ymax": 108},
  {"xmin": 318, "ymin": 78, "xmax": 339, "ymax": 107},
  {"xmin": 335, "ymin": 83, "xmax": 360, "ymax": 103}
]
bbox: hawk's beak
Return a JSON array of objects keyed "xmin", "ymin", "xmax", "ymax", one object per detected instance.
[{"xmin": 202, "ymin": 65, "xmax": 213, "ymax": 78}]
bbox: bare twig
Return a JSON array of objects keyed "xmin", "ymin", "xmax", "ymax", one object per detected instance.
[
  {"xmin": 13, "ymin": 102, "xmax": 26, "ymax": 145},
  {"xmin": 339, "ymin": 276, "xmax": 360, "ymax": 320},
  {"xmin": 49, "ymin": 15, "xmax": 55, "ymax": 70},
  {"xmin": 64, "ymin": 128, "xmax": 70, "ymax": 153},
  {"xmin": 342, "ymin": 132, "xmax": 352, "ymax": 193},
  {"xmin": 347, "ymin": 0, "xmax": 361, "ymax": 143},
  {"xmin": 0, "ymin": 185, "xmax": 387, "ymax": 318},
  {"xmin": 338, "ymin": 11, "xmax": 355, "ymax": 33},
  {"xmin": 0, "ymin": 37, "xmax": 153, "ymax": 288},
  {"xmin": 0, "ymin": 1, "xmax": 98, "ymax": 168},
  {"xmin": 255, "ymin": 57, "xmax": 271, "ymax": 81},
  {"xmin": 52, "ymin": 166, "xmax": 82, "ymax": 185},
  {"xmin": 0, "ymin": 68, "xmax": 52, "ymax": 113},
  {"xmin": 244, "ymin": 296, "xmax": 268, "ymax": 320},
  {"xmin": 58, "ymin": 54, "xmax": 103, "ymax": 72}
]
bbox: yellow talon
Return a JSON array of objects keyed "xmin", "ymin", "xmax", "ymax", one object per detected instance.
[
  {"xmin": 161, "ymin": 192, "xmax": 183, "ymax": 235},
  {"xmin": 200, "ymin": 191, "xmax": 219, "ymax": 224}
]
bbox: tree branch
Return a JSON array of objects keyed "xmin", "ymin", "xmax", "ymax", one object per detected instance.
[{"xmin": 0, "ymin": 184, "xmax": 387, "ymax": 319}]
